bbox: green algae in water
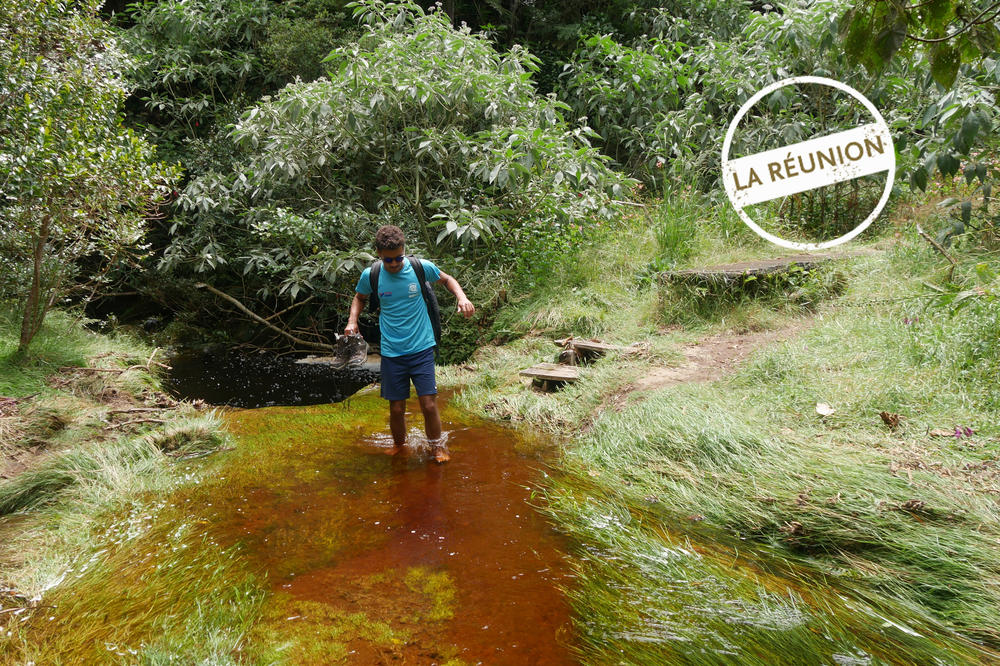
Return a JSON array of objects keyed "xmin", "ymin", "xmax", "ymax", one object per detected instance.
[
  {"xmin": 251, "ymin": 594, "xmax": 406, "ymax": 664},
  {"xmin": 3, "ymin": 393, "xmax": 573, "ymax": 664},
  {"xmin": 403, "ymin": 566, "xmax": 457, "ymax": 622},
  {"xmin": 249, "ymin": 567, "xmax": 460, "ymax": 664}
]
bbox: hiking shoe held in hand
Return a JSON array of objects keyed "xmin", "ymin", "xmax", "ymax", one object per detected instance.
[{"xmin": 331, "ymin": 334, "xmax": 369, "ymax": 369}]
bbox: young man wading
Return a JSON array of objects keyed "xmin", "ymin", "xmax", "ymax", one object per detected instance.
[{"xmin": 344, "ymin": 225, "xmax": 474, "ymax": 463}]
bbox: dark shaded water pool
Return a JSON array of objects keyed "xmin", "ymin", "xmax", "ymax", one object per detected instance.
[{"xmin": 163, "ymin": 347, "xmax": 378, "ymax": 407}]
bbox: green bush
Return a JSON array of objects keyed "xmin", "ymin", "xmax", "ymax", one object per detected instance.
[
  {"xmin": 121, "ymin": 0, "xmax": 274, "ymax": 161},
  {"xmin": 161, "ymin": 0, "xmax": 632, "ymax": 311},
  {"xmin": 557, "ymin": 35, "xmax": 695, "ymax": 185}
]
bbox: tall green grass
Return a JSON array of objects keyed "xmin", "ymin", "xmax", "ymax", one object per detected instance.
[
  {"xmin": 0, "ymin": 308, "xmax": 255, "ymax": 664},
  {"xmin": 541, "ymin": 485, "xmax": 991, "ymax": 665},
  {"xmin": 0, "ymin": 414, "xmax": 228, "ymax": 516},
  {"xmin": 0, "ymin": 306, "xmax": 154, "ymax": 397},
  {"xmin": 447, "ymin": 212, "xmax": 1000, "ymax": 661}
]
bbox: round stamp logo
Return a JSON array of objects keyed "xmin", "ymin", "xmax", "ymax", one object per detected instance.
[{"xmin": 721, "ymin": 76, "xmax": 895, "ymax": 251}]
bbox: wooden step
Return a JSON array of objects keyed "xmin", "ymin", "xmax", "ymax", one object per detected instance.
[
  {"xmin": 519, "ymin": 363, "xmax": 580, "ymax": 382},
  {"xmin": 553, "ymin": 338, "xmax": 623, "ymax": 354}
]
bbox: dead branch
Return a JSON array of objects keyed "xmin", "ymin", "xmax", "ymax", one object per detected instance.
[
  {"xmin": 195, "ymin": 282, "xmax": 337, "ymax": 352},
  {"xmin": 106, "ymin": 407, "xmax": 169, "ymax": 415},
  {"xmin": 102, "ymin": 418, "xmax": 167, "ymax": 431},
  {"xmin": 264, "ymin": 295, "xmax": 315, "ymax": 322},
  {"xmin": 916, "ymin": 223, "xmax": 957, "ymax": 281}
]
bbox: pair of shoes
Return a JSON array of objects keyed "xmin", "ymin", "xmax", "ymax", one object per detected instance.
[{"xmin": 331, "ymin": 334, "xmax": 369, "ymax": 369}]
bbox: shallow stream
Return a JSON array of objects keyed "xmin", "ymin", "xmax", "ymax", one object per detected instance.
[{"xmin": 6, "ymin": 354, "xmax": 998, "ymax": 663}]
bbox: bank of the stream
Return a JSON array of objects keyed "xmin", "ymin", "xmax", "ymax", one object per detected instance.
[
  {"xmin": 443, "ymin": 192, "xmax": 1000, "ymax": 663},
  {"xmin": 0, "ymin": 309, "xmax": 239, "ymax": 660}
]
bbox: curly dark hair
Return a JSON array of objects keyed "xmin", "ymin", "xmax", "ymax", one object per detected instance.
[{"xmin": 374, "ymin": 225, "xmax": 405, "ymax": 251}]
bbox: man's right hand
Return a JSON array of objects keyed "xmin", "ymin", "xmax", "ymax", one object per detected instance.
[{"xmin": 344, "ymin": 322, "xmax": 359, "ymax": 336}]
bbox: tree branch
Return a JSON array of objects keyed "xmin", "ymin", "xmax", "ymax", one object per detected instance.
[
  {"xmin": 905, "ymin": 1, "xmax": 1000, "ymax": 43},
  {"xmin": 194, "ymin": 283, "xmax": 337, "ymax": 351},
  {"xmin": 916, "ymin": 223, "xmax": 957, "ymax": 281}
]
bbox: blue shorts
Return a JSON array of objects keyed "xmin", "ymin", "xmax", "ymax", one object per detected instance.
[{"xmin": 380, "ymin": 346, "xmax": 437, "ymax": 401}]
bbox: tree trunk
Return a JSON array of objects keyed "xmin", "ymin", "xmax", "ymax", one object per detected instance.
[{"xmin": 17, "ymin": 215, "xmax": 50, "ymax": 356}]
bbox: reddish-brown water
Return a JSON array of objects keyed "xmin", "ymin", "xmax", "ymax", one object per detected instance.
[{"xmin": 211, "ymin": 392, "xmax": 577, "ymax": 664}]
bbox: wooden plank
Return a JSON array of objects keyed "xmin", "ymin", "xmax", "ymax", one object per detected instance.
[
  {"xmin": 662, "ymin": 254, "xmax": 832, "ymax": 280},
  {"xmin": 519, "ymin": 363, "xmax": 580, "ymax": 382},
  {"xmin": 554, "ymin": 338, "xmax": 622, "ymax": 353}
]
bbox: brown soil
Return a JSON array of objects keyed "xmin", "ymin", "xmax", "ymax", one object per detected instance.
[
  {"xmin": 0, "ymin": 443, "xmax": 47, "ymax": 482},
  {"xmin": 634, "ymin": 322, "xmax": 809, "ymax": 392},
  {"xmin": 582, "ymin": 321, "xmax": 811, "ymax": 428}
]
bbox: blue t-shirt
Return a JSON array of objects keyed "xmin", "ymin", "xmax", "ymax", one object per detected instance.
[{"xmin": 356, "ymin": 259, "xmax": 441, "ymax": 358}]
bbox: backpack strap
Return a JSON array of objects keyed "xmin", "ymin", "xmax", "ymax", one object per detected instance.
[
  {"xmin": 407, "ymin": 255, "xmax": 425, "ymax": 284},
  {"xmin": 367, "ymin": 260, "xmax": 381, "ymax": 312},
  {"xmin": 407, "ymin": 256, "xmax": 442, "ymax": 348}
]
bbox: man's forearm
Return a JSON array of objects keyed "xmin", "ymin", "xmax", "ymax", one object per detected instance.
[
  {"xmin": 346, "ymin": 293, "xmax": 366, "ymax": 331},
  {"xmin": 441, "ymin": 273, "xmax": 474, "ymax": 317},
  {"xmin": 442, "ymin": 275, "xmax": 467, "ymax": 301}
]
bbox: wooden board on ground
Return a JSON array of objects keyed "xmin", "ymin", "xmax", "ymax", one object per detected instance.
[
  {"xmin": 519, "ymin": 363, "xmax": 580, "ymax": 382},
  {"xmin": 662, "ymin": 253, "xmax": 833, "ymax": 281},
  {"xmin": 554, "ymin": 338, "xmax": 623, "ymax": 353}
]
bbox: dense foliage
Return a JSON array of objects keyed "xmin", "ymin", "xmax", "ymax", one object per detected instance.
[
  {"xmin": 840, "ymin": 0, "xmax": 999, "ymax": 246},
  {"xmin": 0, "ymin": 0, "xmax": 176, "ymax": 355},
  {"xmin": 160, "ymin": 1, "xmax": 630, "ymax": 313},
  {"xmin": 121, "ymin": 0, "xmax": 354, "ymax": 164}
]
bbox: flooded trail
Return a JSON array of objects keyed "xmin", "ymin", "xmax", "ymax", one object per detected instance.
[
  {"xmin": 9, "ymin": 367, "xmax": 992, "ymax": 663},
  {"xmin": 205, "ymin": 390, "xmax": 576, "ymax": 664},
  {"xmin": 3, "ymin": 390, "xmax": 576, "ymax": 664}
]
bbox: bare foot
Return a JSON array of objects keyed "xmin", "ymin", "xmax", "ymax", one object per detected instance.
[
  {"xmin": 431, "ymin": 445, "xmax": 450, "ymax": 463},
  {"xmin": 383, "ymin": 445, "xmax": 405, "ymax": 456}
]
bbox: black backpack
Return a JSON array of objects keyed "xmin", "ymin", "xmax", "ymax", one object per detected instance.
[{"xmin": 367, "ymin": 255, "xmax": 442, "ymax": 347}]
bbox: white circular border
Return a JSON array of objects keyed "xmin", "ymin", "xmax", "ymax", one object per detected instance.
[{"xmin": 721, "ymin": 76, "xmax": 896, "ymax": 251}]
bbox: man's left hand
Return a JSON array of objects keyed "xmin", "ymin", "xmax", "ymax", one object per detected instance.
[{"xmin": 456, "ymin": 298, "xmax": 475, "ymax": 317}]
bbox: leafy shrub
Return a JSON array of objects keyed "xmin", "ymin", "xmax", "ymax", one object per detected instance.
[
  {"xmin": 162, "ymin": 0, "xmax": 631, "ymax": 312},
  {"xmin": 121, "ymin": 0, "xmax": 274, "ymax": 162},
  {"xmin": 557, "ymin": 35, "xmax": 695, "ymax": 185}
]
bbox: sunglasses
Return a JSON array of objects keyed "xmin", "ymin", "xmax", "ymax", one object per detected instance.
[{"xmin": 382, "ymin": 255, "xmax": 405, "ymax": 264}]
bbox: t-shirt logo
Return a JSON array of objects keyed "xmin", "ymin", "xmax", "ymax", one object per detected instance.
[{"xmin": 408, "ymin": 283, "xmax": 418, "ymax": 298}]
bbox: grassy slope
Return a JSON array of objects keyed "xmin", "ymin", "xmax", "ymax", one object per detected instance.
[
  {"xmin": 441, "ymin": 190, "xmax": 1000, "ymax": 663},
  {"xmin": 0, "ymin": 309, "xmax": 256, "ymax": 664}
]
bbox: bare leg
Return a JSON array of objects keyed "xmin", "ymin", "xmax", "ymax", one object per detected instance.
[
  {"xmin": 389, "ymin": 399, "xmax": 407, "ymax": 450},
  {"xmin": 418, "ymin": 394, "xmax": 441, "ymax": 441},
  {"xmin": 418, "ymin": 394, "xmax": 448, "ymax": 462}
]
